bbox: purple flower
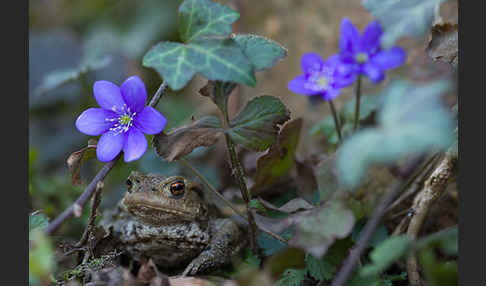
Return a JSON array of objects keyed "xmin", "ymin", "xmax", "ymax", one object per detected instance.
[
  {"xmin": 288, "ymin": 53, "xmax": 355, "ymax": 101},
  {"xmin": 339, "ymin": 18, "xmax": 406, "ymax": 83},
  {"xmin": 76, "ymin": 76, "xmax": 167, "ymax": 162}
]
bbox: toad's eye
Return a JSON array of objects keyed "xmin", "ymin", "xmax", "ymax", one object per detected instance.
[
  {"xmin": 126, "ymin": 179, "xmax": 133, "ymax": 192},
  {"xmin": 169, "ymin": 181, "xmax": 185, "ymax": 196}
]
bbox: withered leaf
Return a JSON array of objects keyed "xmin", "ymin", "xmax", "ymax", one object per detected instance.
[
  {"xmin": 67, "ymin": 139, "xmax": 97, "ymax": 185},
  {"xmin": 426, "ymin": 22, "xmax": 458, "ymax": 69},
  {"xmin": 250, "ymin": 118, "xmax": 302, "ymax": 195},
  {"xmin": 153, "ymin": 116, "xmax": 223, "ymax": 162}
]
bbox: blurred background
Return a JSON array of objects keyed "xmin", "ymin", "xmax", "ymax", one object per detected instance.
[{"xmin": 29, "ymin": 0, "xmax": 457, "ymax": 239}]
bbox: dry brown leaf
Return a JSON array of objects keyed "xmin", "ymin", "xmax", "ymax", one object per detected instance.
[
  {"xmin": 426, "ymin": 22, "xmax": 458, "ymax": 69},
  {"xmin": 153, "ymin": 116, "xmax": 223, "ymax": 162},
  {"xmin": 66, "ymin": 139, "xmax": 97, "ymax": 185}
]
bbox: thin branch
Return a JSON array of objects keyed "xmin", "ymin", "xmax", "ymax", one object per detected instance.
[
  {"xmin": 406, "ymin": 150, "xmax": 457, "ymax": 286},
  {"xmin": 330, "ymin": 158, "xmax": 424, "ymax": 286},
  {"xmin": 45, "ymin": 81, "xmax": 169, "ymax": 236},
  {"xmin": 45, "ymin": 158, "xmax": 118, "ymax": 235},
  {"xmin": 75, "ymin": 181, "xmax": 104, "ymax": 248}
]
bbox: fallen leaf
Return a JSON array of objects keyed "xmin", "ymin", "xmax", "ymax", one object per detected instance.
[
  {"xmin": 66, "ymin": 139, "xmax": 97, "ymax": 185},
  {"xmin": 250, "ymin": 118, "xmax": 302, "ymax": 195},
  {"xmin": 257, "ymin": 197, "xmax": 314, "ymax": 214},
  {"xmin": 426, "ymin": 22, "xmax": 458, "ymax": 69},
  {"xmin": 153, "ymin": 116, "xmax": 223, "ymax": 162}
]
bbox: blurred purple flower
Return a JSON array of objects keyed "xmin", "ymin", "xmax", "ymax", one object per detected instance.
[
  {"xmin": 76, "ymin": 76, "xmax": 167, "ymax": 162},
  {"xmin": 338, "ymin": 18, "xmax": 406, "ymax": 83},
  {"xmin": 288, "ymin": 53, "xmax": 355, "ymax": 101}
]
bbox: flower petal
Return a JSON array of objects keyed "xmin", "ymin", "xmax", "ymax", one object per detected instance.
[
  {"xmin": 300, "ymin": 53, "xmax": 324, "ymax": 74},
  {"xmin": 326, "ymin": 54, "xmax": 357, "ymax": 87},
  {"xmin": 363, "ymin": 62, "xmax": 385, "ymax": 83},
  {"xmin": 120, "ymin": 75, "xmax": 147, "ymax": 113},
  {"xmin": 75, "ymin": 108, "xmax": 116, "ymax": 136},
  {"xmin": 134, "ymin": 107, "xmax": 168, "ymax": 135},
  {"xmin": 96, "ymin": 131, "xmax": 125, "ymax": 162},
  {"xmin": 339, "ymin": 18, "xmax": 360, "ymax": 54},
  {"xmin": 321, "ymin": 88, "xmax": 341, "ymax": 101},
  {"xmin": 288, "ymin": 75, "xmax": 320, "ymax": 95},
  {"xmin": 123, "ymin": 128, "xmax": 147, "ymax": 162},
  {"xmin": 360, "ymin": 21, "xmax": 383, "ymax": 53},
  {"xmin": 93, "ymin": 80, "xmax": 125, "ymax": 111},
  {"xmin": 371, "ymin": 47, "xmax": 406, "ymax": 70}
]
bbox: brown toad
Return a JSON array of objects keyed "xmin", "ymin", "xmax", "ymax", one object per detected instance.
[{"xmin": 99, "ymin": 171, "xmax": 245, "ymax": 276}]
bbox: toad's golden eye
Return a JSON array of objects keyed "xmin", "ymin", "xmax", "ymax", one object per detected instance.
[{"xmin": 170, "ymin": 181, "xmax": 185, "ymax": 196}]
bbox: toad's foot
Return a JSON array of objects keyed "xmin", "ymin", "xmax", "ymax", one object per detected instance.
[{"xmin": 181, "ymin": 218, "xmax": 246, "ymax": 276}]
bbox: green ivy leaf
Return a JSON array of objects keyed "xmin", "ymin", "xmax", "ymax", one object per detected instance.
[
  {"xmin": 419, "ymin": 248, "xmax": 457, "ymax": 286},
  {"xmin": 143, "ymin": 38, "xmax": 256, "ymax": 90},
  {"xmin": 360, "ymin": 235, "xmax": 412, "ymax": 277},
  {"xmin": 362, "ymin": 0, "xmax": 446, "ymax": 47},
  {"xmin": 276, "ymin": 269, "xmax": 307, "ymax": 286},
  {"xmin": 233, "ymin": 34, "xmax": 287, "ymax": 71},
  {"xmin": 337, "ymin": 79, "xmax": 454, "ymax": 187},
  {"xmin": 178, "ymin": 0, "xmax": 239, "ymax": 43},
  {"xmin": 227, "ymin": 95, "xmax": 290, "ymax": 151},
  {"xmin": 305, "ymin": 254, "xmax": 335, "ymax": 281}
]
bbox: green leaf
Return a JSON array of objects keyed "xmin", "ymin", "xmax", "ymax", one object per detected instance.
[
  {"xmin": 362, "ymin": 0, "xmax": 446, "ymax": 47},
  {"xmin": 419, "ymin": 248, "xmax": 457, "ymax": 286},
  {"xmin": 29, "ymin": 231, "xmax": 55, "ymax": 284},
  {"xmin": 178, "ymin": 0, "xmax": 239, "ymax": 43},
  {"xmin": 227, "ymin": 95, "xmax": 290, "ymax": 151},
  {"xmin": 34, "ymin": 56, "xmax": 111, "ymax": 96},
  {"xmin": 360, "ymin": 235, "xmax": 412, "ymax": 277},
  {"xmin": 233, "ymin": 34, "xmax": 287, "ymax": 71},
  {"xmin": 337, "ymin": 79, "xmax": 454, "ymax": 187},
  {"xmin": 143, "ymin": 38, "xmax": 256, "ymax": 90},
  {"xmin": 276, "ymin": 269, "xmax": 307, "ymax": 286},
  {"xmin": 305, "ymin": 254, "xmax": 335, "ymax": 281},
  {"xmin": 29, "ymin": 212, "xmax": 49, "ymax": 237},
  {"xmin": 257, "ymin": 227, "xmax": 294, "ymax": 256},
  {"xmin": 250, "ymin": 119, "xmax": 302, "ymax": 194},
  {"xmin": 292, "ymin": 200, "xmax": 355, "ymax": 258}
]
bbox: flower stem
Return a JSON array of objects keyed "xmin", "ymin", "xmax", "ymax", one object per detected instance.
[
  {"xmin": 353, "ymin": 74, "xmax": 362, "ymax": 131},
  {"xmin": 221, "ymin": 100, "xmax": 259, "ymax": 253},
  {"xmin": 329, "ymin": 99, "xmax": 342, "ymax": 143}
]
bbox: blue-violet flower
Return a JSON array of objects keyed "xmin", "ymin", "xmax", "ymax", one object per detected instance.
[
  {"xmin": 76, "ymin": 76, "xmax": 167, "ymax": 162},
  {"xmin": 288, "ymin": 53, "xmax": 355, "ymax": 100},
  {"xmin": 338, "ymin": 18, "xmax": 406, "ymax": 83}
]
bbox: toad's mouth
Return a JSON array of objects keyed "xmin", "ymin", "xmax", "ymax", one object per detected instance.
[{"xmin": 130, "ymin": 203, "xmax": 195, "ymax": 217}]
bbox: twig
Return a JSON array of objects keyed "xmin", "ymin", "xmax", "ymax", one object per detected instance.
[
  {"xmin": 45, "ymin": 158, "xmax": 118, "ymax": 235},
  {"xmin": 75, "ymin": 181, "xmax": 104, "ymax": 248},
  {"xmin": 330, "ymin": 158, "xmax": 423, "ymax": 286},
  {"xmin": 45, "ymin": 81, "xmax": 169, "ymax": 236},
  {"xmin": 406, "ymin": 150, "xmax": 457, "ymax": 286}
]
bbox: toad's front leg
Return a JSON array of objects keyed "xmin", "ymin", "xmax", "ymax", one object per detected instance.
[{"xmin": 181, "ymin": 218, "xmax": 246, "ymax": 276}]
